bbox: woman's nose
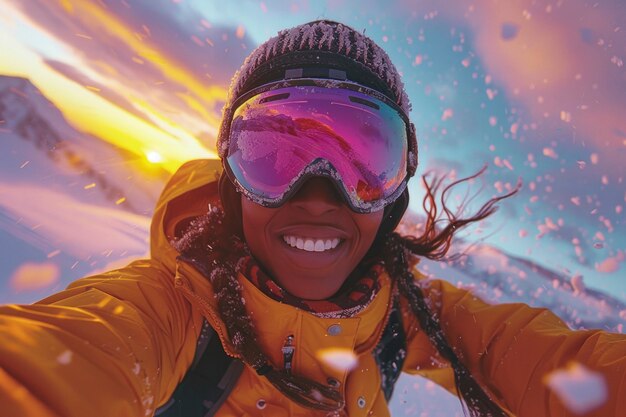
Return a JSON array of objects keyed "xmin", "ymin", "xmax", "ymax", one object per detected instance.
[{"xmin": 289, "ymin": 177, "xmax": 343, "ymax": 216}]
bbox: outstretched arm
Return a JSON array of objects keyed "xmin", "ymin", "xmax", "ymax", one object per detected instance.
[
  {"xmin": 402, "ymin": 276, "xmax": 626, "ymax": 417},
  {"xmin": 0, "ymin": 259, "xmax": 202, "ymax": 417}
]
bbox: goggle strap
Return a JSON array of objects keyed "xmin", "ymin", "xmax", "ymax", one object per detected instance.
[{"xmin": 284, "ymin": 67, "xmax": 347, "ymax": 80}]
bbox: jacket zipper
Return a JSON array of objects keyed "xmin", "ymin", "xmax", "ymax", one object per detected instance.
[{"xmin": 281, "ymin": 334, "xmax": 295, "ymax": 375}]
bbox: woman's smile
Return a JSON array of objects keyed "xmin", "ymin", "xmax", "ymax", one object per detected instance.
[
  {"xmin": 277, "ymin": 230, "xmax": 347, "ymax": 268},
  {"xmin": 277, "ymin": 224, "xmax": 348, "ymax": 254},
  {"xmin": 278, "ymin": 233, "xmax": 347, "ymax": 269},
  {"xmin": 281, "ymin": 235, "xmax": 343, "ymax": 252}
]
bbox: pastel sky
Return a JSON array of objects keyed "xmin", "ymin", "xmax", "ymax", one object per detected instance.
[{"xmin": 1, "ymin": 0, "xmax": 625, "ymax": 300}]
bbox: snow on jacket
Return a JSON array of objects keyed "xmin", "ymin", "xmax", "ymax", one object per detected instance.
[{"xmin": 0, "ymin": 159, "xmax": 624, "ymax": 417}]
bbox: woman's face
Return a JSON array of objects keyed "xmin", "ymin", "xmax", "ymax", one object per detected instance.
[{"xmin": 241, "ymin": 177, "xmax": 384, "ymax": 300}]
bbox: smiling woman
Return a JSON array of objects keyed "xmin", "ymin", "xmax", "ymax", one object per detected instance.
[{"xmin": 0, "ymin": 19, "xmax": 625, "ymax": 417}]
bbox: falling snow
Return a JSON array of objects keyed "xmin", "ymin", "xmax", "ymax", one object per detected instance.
[
  {"xmin": 1, "ymin": 3, "xmax": 626, "ymax": 416},
  {"xmin": 545, "ymin": 363, "xmax": 608, "ymax": 415},
  {"xmin": 56, "ymin": 350, "xmax": 73, "ymax": 365}
]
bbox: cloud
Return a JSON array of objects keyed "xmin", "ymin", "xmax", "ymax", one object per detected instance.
[
  {"xmin": 7, "ymin": 0, "xmax": 256, "ymax": 145},
  {"xmin": 445, "ymin": 0, "xmax": 626, "ymax": 152},
  {"xmin": 43, "ymin": 58, "xmax": 157, "ymax": 127},
  {"xmin": 99, "ymin": 0, "xmax": 251, "ymax": 85}
]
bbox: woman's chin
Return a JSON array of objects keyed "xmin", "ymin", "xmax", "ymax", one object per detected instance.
[
  {"xmin": 271, "ymin": 239, "xmax": 354, "ymax": 299},
  {"xmin": 278, "ymin": 277, "xmax": 344, "ymax": 301}
]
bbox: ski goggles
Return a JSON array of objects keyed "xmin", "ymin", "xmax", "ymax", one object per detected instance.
[{"xmin": 222, "ymin": 79, "xmax": 417, "ymax": 213}]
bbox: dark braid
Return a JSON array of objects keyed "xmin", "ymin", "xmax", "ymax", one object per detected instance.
[
  {"xmin": 383, "ymin": 233, "xmax": 508, "ymax": 417},
  {"xmin": 174, "ymin": 207, "xmax": 343, "ymax": 412},
  {"xmin": 375, "ymin": 169, "xmax": 519, "ymax": 417}
]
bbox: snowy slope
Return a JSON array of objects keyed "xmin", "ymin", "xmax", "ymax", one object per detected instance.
[
  {"xmin": 396, "ymin": 217, "xmax": 626, "ymax": 333},
  {"xmin": 0, "ymin": 75, "xmax": 168, "ymax": 215},
  {"xmin": 418, "ymin": 248, "xmax": 625, "ymax": 332}
]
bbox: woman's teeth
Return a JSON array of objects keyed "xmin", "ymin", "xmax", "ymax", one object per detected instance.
[{"xmin": 282, "ymin": 235, "xmax": 341, "ymax": 252}]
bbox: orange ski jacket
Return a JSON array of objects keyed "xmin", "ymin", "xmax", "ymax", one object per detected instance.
[{"xmin": 1, "ymin": 159, "xmax": 624, "ymax": 417}]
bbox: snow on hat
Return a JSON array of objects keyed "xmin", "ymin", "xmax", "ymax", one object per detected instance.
[{"xmin": 216, "ymin": 19, "xmax": 412, "ymax": 158}]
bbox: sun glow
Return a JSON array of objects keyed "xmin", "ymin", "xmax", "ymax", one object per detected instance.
[
  {"xmin": 146, "ymin": 151, "xmax": 163, "ymax": 164},
  {"xmin": 0, "ymin": 2, "xmax": 221, "ymax": 174}
]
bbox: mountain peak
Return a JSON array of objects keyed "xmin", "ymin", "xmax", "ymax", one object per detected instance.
[
  {"xmin": 0, "ymin": 74, "xmax": 164, "ymax": 214},
  {"xmin": 0, "ymin": 75, "xmax": 42, "ymax": 98}
]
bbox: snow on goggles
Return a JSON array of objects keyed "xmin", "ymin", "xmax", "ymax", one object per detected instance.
[{"xmin": 223, "ymin": 80, "xmax": 417, "ymax": 213}]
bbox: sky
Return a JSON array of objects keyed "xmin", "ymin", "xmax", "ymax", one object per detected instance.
[{"xmin": 0, "ymin": 0, "xmax": 625, "ymax": 302}]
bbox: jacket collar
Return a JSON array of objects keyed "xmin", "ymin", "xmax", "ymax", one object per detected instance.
[
  {"xmin": 150, "ymin": 159, "xmax": 223, "ymax": 273},
  {"xmin": 174, "ymin": 254, "xmax": 396, "ymax": 372}
]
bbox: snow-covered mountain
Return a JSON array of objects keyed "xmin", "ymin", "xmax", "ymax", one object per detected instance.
[
  {"xmin": 395, "ymin": 219, "xmax": 626, "ymax": 333},
  {"xmin": 418, "ymin": 248, "xmax": 625, "ymax": 332},
  {"xmin": 0, "ymin": 75, "xmax": 168, "ymax": 214}
]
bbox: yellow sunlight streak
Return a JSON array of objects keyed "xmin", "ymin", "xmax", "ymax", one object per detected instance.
[
  {"xmin": 175, "ymin": 91, "xmax": 223, "ymax": 128},
  {"xmin": 58, "ymin": 0, "xmax": 74, "ymax": 14},
  {"xmin": 130, "ymin": 96, "xmax": 217, "ymax": 146},
  {"xmin": 67, "ymin": 1, "xmax": 228, "ymax": 106},
  {"xmin": 0, "ymin": 28, "xmax": 217, "ymax": 173}
]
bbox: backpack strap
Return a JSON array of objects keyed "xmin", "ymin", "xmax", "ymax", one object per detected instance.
[
  {"xmin": 373, "ymin": 298, "xmax": 407, "ymax": 401},
  {"xmin": 154, "ymin": 320, "xmax": 244, "ymax": 417}
]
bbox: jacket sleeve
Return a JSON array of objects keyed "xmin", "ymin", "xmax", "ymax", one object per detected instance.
[
  {"xmin": 0, "ymin": 259, "xmax": 202, "ymax": 417},
  {"xmin": 402, "ymin": 276, "xmax": 626, "ymax": 417}
]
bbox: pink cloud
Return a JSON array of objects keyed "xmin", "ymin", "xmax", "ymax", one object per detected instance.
[
  {"xmin": 453, "ymin": 1, "xmax": 626, "ymax": 150},
  {"xmin": 392, "ymin": 0, "xmax": 626, "ymax": 172},
  {"xmin": 6, "ymin": 0, "xmax": 254, "ymax": 144}
]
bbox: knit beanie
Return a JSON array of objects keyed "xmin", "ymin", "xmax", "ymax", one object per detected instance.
[
  {"xmin": 217, "ymin": 19, "xmax": 412, "ymax": 159},
  {"xmin": 217, "ymin": 20, "xmax": 414, "ymax": 237}
]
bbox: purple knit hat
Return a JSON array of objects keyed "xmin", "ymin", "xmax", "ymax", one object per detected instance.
[{"xmin": 216, "ymin": 20, "xmax": 413, "ymax": 160}]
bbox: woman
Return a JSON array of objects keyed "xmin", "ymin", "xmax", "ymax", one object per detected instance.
[{"xmin": 0, "ymin": 20, "xmax": 624, "ymax": 417}]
